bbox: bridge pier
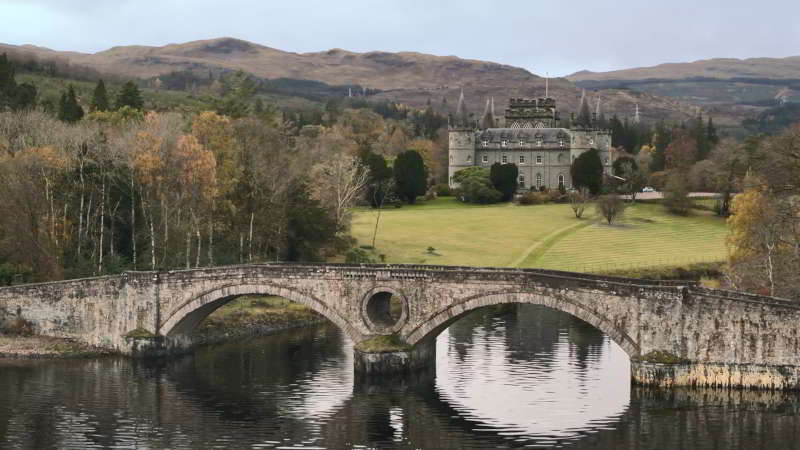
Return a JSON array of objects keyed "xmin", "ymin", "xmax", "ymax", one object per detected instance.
[{"xmin": 354, "ymin": 339, "xmax": 436, "ymax": 377}]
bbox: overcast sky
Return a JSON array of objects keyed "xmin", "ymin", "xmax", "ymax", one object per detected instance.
[{"xmin": 2, "ymin": 0, "xmax": 799, "ymax": 77}]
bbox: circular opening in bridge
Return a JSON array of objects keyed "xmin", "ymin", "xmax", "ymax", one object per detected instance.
[{"xmin": 365, "ymin": 291, "xmax": 404, "ymax": 328}]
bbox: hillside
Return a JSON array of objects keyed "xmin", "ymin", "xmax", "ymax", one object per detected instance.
[
  {"xmin": 567, "ymin": 56, "xmax": 800, "ymax": 127},
  {"xmin": 0, "ymin": 38, "xmax": 699, "ymax": 125},
  {"xmin": 568, "ymin": 56, "xmax": 800, "ymax": 82}
]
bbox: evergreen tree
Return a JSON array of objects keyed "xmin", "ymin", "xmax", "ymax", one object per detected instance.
[
  {"xmin": 57, "ymin": 85, "xmax": 84, "ymax": 123},
  {"xmin": 692, "ymin": 114, "xmax": 711, "ymax": 160},
  {"xmin": 393, "ymin": 150, "xmax": 428, "ymax": 204},
  {"xmin": 489, "ymin": 162, "xmax": 519, "ymax": 201},
  {"xmin": 0, "ymin": 53, "xmax": 16, "ymax": 104},
  {"xmin": 0, "ymin": 53, "xmax": 36, "ymax": 110},
  {"xmin": 116, "ymin": 81, "xmax": 144, "ymax": 110},
  {"xmin": 90, "ymin": 79, "xmax": 110, "ymax": 112},
  {"xmin": 651, "ymin": 120, "xmax": 673, "ymax": 172},
  {"xmin": 12, "ymin": 82, "xmax": 37, "ymax": 110},
  {"xmin": 706, "ymin": 117, "xmax": 719, "ymax": 147},
  {"xmin": 570, "ymin": 148, "xmax": 604, "ymax": 195},
  {"xmin": 360, "ymin": 149, "xmax": 393, "ymax": 207}
]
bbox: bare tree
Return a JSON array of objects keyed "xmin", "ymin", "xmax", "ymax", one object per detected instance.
[
  {"xmin": 568, "ymin": 187, "xmax": 590, "ymax": 219},
  {"xmin": 595, "ymin": 194, "xmax": 626, "ymax": 225}
]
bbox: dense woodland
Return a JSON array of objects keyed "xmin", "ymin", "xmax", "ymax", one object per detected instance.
[{"xmin": 0, "ymin": 54, "xmax": 449, "ymax": 283}]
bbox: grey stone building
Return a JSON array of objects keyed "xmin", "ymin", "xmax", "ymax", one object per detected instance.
[{"xmin": 448, "ymin": 93, "xmax": 612, "ymax": 190}]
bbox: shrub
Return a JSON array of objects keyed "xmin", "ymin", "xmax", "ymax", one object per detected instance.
[
  {"xmin": 435, "ymin": 183, "xmax": 452, "ymax": 197},
  {"xmin": 460, "ymin": 176, "xmax": 503, "ymax": 204},
  {"xmin": 345, "ymin": 247, "xmax": 376, "ymax": 263},
  {"xmin": 569, "ymin": 188, "xmax": 591, "ymax": 218},
  {"xmin": 596, "ymin": 194, "xmax": 626, "ymax": 224}
]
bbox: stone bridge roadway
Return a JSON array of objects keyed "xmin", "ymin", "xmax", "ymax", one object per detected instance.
[{"xmin": 1, "ymin": 263, "xmax": 799, "ymax": 390}]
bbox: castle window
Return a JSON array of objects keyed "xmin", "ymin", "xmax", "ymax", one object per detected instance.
[
  {"xmin": 559, "ymin": 139, "xmax": 565, "ymax": 147},
  {"xmin": 589, "ymin": 138, "xmax": 595, "ymax": 145},
  {"xmin": 482, "ymin": 140, "xmax": 488, "ymax": 146},
  {"xmin": 502, "ymin": 155, "xmax": 508, "ymax": 164},
  {"xmin": 536, "ymin": 173, "xmax": 543, "ymax": 188},
  {"xmin": 518, "ymin": 175, "xmax": 526, "ymax": 188},
  {"xmin": 604, "ymin": 157, "xmax": 609, "ymax": 165},
  {"xmin": 519, "ymin": 140, "xmax": 524, "ymax": 146},
  {"xmin": 482, "ymin": 154, "xmax": 488, "ymax": 163},
  {"xmin": 558, "ymin": 174, "xmax": 565, "ymax": 188},
  {"xmin": 519, "ymin": 155, "xmax": 525, "ymax": 164},
  {"xmin": 467, "ymin": 155, "xmax": 472, "ymax": 162},
  {"xmin": 501, "ymin": 140, "xmax": 507, "ymax": 147},
  {"xmin": 536, "ymin": 155, "xmax": 543, "ymax": 165}
]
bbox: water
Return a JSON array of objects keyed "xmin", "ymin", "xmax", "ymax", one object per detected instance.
[{"xmin": 2, "ymin": 304, "xmax": 800, "ymax": 449}]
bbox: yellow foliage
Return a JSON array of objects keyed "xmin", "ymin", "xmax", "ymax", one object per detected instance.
[{"xmin": 726, "ymin": 186, "xmax": 774, "ymax": 261}]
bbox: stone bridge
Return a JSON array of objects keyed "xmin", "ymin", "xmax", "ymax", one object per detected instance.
[{"xmin": 1, "ymin": 263, "xmax": 799, "ymax": 390}]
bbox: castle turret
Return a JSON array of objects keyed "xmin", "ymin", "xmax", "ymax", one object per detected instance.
[{"xmin": 448, "ymin": 90, "xmax": 475, "ymax": 187}]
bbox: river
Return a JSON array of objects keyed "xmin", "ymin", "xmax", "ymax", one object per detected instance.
[{"xmin": 1, "ymin": 304, "xmax": 799, "ymax": 449}]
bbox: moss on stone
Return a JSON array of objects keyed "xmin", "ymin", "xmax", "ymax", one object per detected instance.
[
  {"xmin": 124, "ymin": 328, "xmax": 156, "ymax": 339},
  {"xmin": 354, "ymin": 334, "xmax": 411, "ymax": 353},
  {"xmin": 639, "ymin": 350, "xmax": 690, "ymax": 364}
]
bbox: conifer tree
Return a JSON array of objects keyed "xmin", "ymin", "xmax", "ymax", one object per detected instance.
[
  {"xmin": 0, "ymin": 53, "xmax": 17, "ymax": 109},
  {"xmin": 116, "ymin": 80, "xmax": 144, "ymax": 110},
  {"xmin": 393, "ymin": 150, "xmax": 427, "ymax": 204},
  {"xmin": 706, "ymin": 117, "xmax": 719, "ymax": 147},
  {"xmin": 570, "ymin": 148, "xmax": 604, "ymax": 195},
  {"xmin": 58, "ymin": 85, "xmax": 84, "ymax": 123},
  {"xmin": 90, "ymin": 79, "xmax": 110, "ymax": 111}
]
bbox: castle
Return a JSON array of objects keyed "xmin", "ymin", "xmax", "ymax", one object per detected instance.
[{"xmin": 448, "ymin": 92, "xmax": 613, "ymax": 190}]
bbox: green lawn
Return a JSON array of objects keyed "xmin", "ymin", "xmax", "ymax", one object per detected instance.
[{"xmin": 350, "ymin": 198, "xmax": 728, "ymax": 272}]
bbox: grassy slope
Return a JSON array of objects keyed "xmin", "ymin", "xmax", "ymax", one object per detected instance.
[{"xmin": 351, "ymin": 198, "xmax": 728, "ymax": 272}]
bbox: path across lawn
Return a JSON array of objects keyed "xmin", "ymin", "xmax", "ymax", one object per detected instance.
[{"xmin": 350, "ymin": 197, "xmax": 728, "ymax": 272}]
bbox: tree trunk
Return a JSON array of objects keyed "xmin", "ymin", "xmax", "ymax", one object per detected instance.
[
  {"xmin": 98, "ymin": 178, "xmax": 106, "ymax": 274},
  {"xmin": 248, "ymin": 212, "xmax": 254, "ymax": 262},
  {"xmin": 207, "ymin": 221, "xmax": 214, "ymax": 267},
  {"xmin": 195, "ymin": 229, "xmax": 201, "ymax": 268},
  {"xmin": 185, "ymin": 231, "xmax": 191, "ymax": 269},
  {"xmin": 149, "ymin": 211, "xmax": 156, "ymax": 270},
  {"xmin": 130, "ymin": 175, "xmax": 137, "ymax": 269}
]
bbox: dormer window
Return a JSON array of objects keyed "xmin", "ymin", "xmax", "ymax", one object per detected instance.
[
  {"xmin": 501, "ymin": 140, "xmax": 508, "ymax": 147},
  {"xmin": 519, "ymin": 140, "xmax": 525, "ymax": 146},
  {"xmin": 536, "ymin": 139, "xmax": 543, "ymax": 147},
  {"xmin": 559, "ymin": 139, "xmax": 565, "ymax": 147}
]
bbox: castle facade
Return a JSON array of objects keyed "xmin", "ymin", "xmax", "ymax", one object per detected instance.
[{"xmin": 448, "ymin": 94, "xmax": 612, "ymax": 190}]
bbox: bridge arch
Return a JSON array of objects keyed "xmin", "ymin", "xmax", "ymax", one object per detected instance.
[
  {"xmin": 160, "ymin": 282, "xmax": 362, "ymax": 348},
  {"xmin": 403, "ymin": 291, "xmax": 640, "ymax": 358}
]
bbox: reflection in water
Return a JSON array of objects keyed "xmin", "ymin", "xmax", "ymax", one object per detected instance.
[
  {"xmin": 1, "ymin": 304, "xmax": 800, "ymax": 449},
  {"xmin": 436, "ymin": 305, "xmax": 630, "ymax": 443}
]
